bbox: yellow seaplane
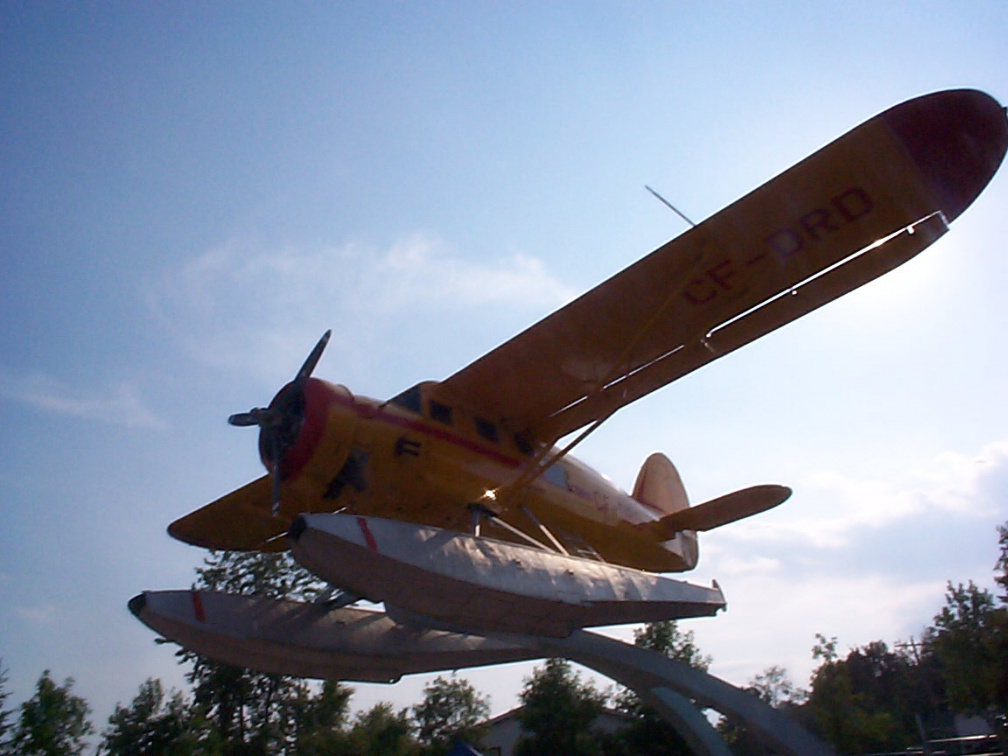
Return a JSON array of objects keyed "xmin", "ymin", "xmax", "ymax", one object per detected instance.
[{"xmin": 132, "ymin": 89, "xmax": 1006, "ymax": 678}]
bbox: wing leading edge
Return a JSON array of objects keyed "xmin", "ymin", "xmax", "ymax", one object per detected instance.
[
  {"xmin": 436, "ymin": 90, "xmax": 1007, "ymax": 443},
  {"xmin": 168, "ymin": 475, "xmax": 289, "ymax": 552}
]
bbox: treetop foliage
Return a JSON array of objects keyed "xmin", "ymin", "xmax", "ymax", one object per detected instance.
[
  {"xmin": 514, "ymin": 658, "xmax": 609, "ymax": 756},
  {"xmin": 10, "ymin": 670, "xmax": 94, "ymax": 756},
  {"xmin": 411, "ymin": 675, "xmax": 490, "ymax": 753},
  {"xmin": 632, "ymin": 619, "xmax": 711, "ymax": 672}
]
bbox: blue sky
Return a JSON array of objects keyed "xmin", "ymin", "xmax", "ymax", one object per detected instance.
[{"xmin": 2, "ymin": 1, "xmax": 1008, "ymax": 729}]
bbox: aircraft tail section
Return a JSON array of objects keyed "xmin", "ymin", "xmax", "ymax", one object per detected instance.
[
  {"xmin": 632, "ymin": 453, "xmax": 698, "ymax": 569},
  {"xmin": 632, "ymin": 452, "xmax": 689, "ymax": 516},
  {"xmin": 631, "ymin": 453, "xmax": 790, "ymax": 570}
]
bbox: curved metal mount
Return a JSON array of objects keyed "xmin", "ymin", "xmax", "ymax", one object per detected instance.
[{"xmin": 539, "ymin": 630, "xmax": 835, "ymax": 756}]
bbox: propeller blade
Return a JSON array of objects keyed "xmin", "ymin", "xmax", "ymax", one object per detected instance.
[
  {"xmin": 268, "ymin": 429, "xmax": 282, "ymax": 517},
  {"xmin": 227, "ymin": 407, "xmax": 282, "ymax": 428},
  {"xmin": 226, "ymin": 328, "xmax": 333, "ymax": 519},
  {"xmin": 228, "ymin": 411, "xmax": 261, "ymax": 427},
  {"xmin": 294, "ymin": 330, "xmax": 332, "ymax": 387}
]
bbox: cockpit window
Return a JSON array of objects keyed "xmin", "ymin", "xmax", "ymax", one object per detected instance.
[
  {"xmin": 389, "ymin": 385, "xmax": 422, "ymax": 414},
  {"xmin": 429, "ymin": 400, "xmax": 453, "ymax": 425}
]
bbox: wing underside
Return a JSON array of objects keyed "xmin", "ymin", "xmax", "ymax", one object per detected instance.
[{"xmin": 168, "ymin": 475, "xmax": 289, "ymax": 552}]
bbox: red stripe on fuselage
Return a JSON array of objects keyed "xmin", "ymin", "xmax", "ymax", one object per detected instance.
[
  {"xmin": 296, "ymin": 381, "xmax": 637, "ymax": 514},
  {"xmin": 308, "ymin": 380, "xmax": 528, "ymax": 470}
]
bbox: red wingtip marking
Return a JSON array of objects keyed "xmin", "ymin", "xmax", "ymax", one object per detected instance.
[{"xmin": 883, "ymin": 89, "xmax": 1007, "ymax": 222}]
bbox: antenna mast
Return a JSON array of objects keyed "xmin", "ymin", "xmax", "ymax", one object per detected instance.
[{"xmin": 645, "ymin": 185, "xmax": 696, "ymax": 228}]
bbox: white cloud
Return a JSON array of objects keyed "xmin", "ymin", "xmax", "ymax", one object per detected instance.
[
  {"xmin": 694, "ymin": 570, "xmax": 947, "ymax": 689},
  {"xmin": 681, "ymin": 440, "xmax": 1008, "ymax": 687},
  {"xmin": 147, "ymin": 234, "xmax": 577, "ymax": 386},
  {"xmin": 0, "ymin": 369, "xmax": 165, "ymax": 430},
  {"xmin": 717, "ymin": 441, "xmax": 1008, "ymax": 550},
  {"xmin": 15, "ymin": 603, "xmax": 58, "ymax": 624},
  {"xmin": 712, "ymin": 554, "xmax": 782, "ymax": 578}
]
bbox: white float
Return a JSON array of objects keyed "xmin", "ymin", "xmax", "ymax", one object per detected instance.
[{"xmin": 288, "ymin": 513, "xmax": 726, "ymax": 637}]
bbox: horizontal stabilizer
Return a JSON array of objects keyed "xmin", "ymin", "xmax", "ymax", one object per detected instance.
[{"xmin": 641, "ymin": 484, "xmax": 791, "ymax": 540}]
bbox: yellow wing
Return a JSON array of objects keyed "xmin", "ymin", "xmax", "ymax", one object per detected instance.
[
  {"xmin": 168, "ymin": 475, "xmax": 289, "ymax": 552},
  {"xmin": 436, "ymin": 90, "xmax": 1007, "ymax": 443}
]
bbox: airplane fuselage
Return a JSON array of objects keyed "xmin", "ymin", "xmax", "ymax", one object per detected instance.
[{"xmin": 272, "ymin": 377, "xmax": 697, "ymax": 572}]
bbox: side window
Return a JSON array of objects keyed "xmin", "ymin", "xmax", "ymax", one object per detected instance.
[
  {"xmin": 428, "ymin": 400, "xmax": 453, "ymax": 425},
  {"xmin": 474, "ymin": 417, "xmax": 499, "ymax": 443},
  {"xmin": 542, "ymin": 463, "xmax": 568, "ymax": 490},
  {"xmin": 514, "ymin": 434, "xmax": 534, "ymax": 456}
]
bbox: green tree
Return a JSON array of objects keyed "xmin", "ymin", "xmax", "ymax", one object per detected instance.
[
  {"xmin": 192, "ymin": 550, "xmax": 324, "ymax": 602},
  {"xmin": 925, "ymin": 526, "xmax": 1008, "ymax": 743},
  {"xmin": 11, "ymin": 670, "xmax": 94, "ymax": 756},
  {"xmin": 99, "ymin": 678, "xmax": 196, "ymax": 756},
  {"xmin": 514, "ymin": 657, "xmax": 609, "ymax": 756},
  {"xmin": 747, "ymin": 665, "xmax": 804, "ymax": 709},
  {"xmin": 801, "ymin": 634, "xmax": 922, "ymax": 754},
  {"xmin": 992, "ymin": 522, "xmax": 1008, "ymax": 740},
  {"xmin": 289, "ymin": 680, "xmax": 352, "ymax": 756},
  {"xmin": 718, "ymin": 666, "xmax": 805, "ymax": 756},
  {"xmin": 0, "ymin": 660, "xmax": 13, "ymax": 753},
  {"xmin": 631, "ymin": 620, "xmax": 711, "ymax": 672},
  {"xmin": 179, "ymin": 549, "xmax": 340, "ymax": 755},
  {"xmin": 411, "ymin": 675, "xmax": 490, "ymax": 754},
  {"xmin": 346, "ymin": 702, "xmax": 418, "ymax": 756},
  {"xmin": 928, "ymin": 581, "xmax": 1004, "ymax": 727},
  {"xmin": 997, "ymin": 521, "xmax": 1008, "ymax": 602}
]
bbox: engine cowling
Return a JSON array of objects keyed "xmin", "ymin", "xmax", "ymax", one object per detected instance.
[
  {"xmin": 226, "ymin": 331, "xmax": 359, "ymax": 521},
  {"xmin": 265, "ymin": 378, "xmax": 359, "ymax": 519}
]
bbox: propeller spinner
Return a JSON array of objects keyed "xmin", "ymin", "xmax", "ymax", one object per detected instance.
[{"xmin": 228, "ymin": 330, "xmax": 332, "ymax": 515}]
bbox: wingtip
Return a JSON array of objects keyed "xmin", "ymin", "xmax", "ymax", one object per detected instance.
[
  {"xmin": 166, "ymin": 520, "xmax": 210, "ymax": 549},
  {"xmin": 128, "ymin": 592, "xmax": 147, "ymax": 618},
  {"xmin": 882, "ymin": 89, "xmax": 1008, "ymax": 222}
]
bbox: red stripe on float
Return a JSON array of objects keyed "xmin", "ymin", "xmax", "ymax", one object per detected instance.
[
  {"xmin": 356, "ymin": 516, "xmax": 378, "ymax": 552},
  {"xmin": 190, "ymin": 590, "xmax": 206, "ymax": 622}
]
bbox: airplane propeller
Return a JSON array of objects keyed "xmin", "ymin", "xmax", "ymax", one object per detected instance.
[{"xmin": 228, "ymin": 330, "xmax": 332, "ymax": 515}]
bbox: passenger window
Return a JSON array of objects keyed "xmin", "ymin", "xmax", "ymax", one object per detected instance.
[
  {"xmin": 514, "ymin": 434, "xmax": 534, "ymax": 456},
  {"xmin": 542, "ymin": 463, "xmax": 568, "ymax": 489},
  {"xmin": 429, "ymin": 400, "xmax": 453, "ymax": 425},
  {"xmin": 475, "ymin": 418, "xmax": 499, "ymax": 443}
]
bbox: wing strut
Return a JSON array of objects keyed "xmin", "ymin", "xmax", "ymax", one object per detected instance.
[
  {"xmin": 493, "ymin": 246, "xmax": 703, "ymax": 506},
  {"xmin": 520, "ymin": 506, "xmax": 570, "ymax": 556},
  {"xmin": 467, "ymin": 503, "xmax": 551, "ymax": 552}
]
